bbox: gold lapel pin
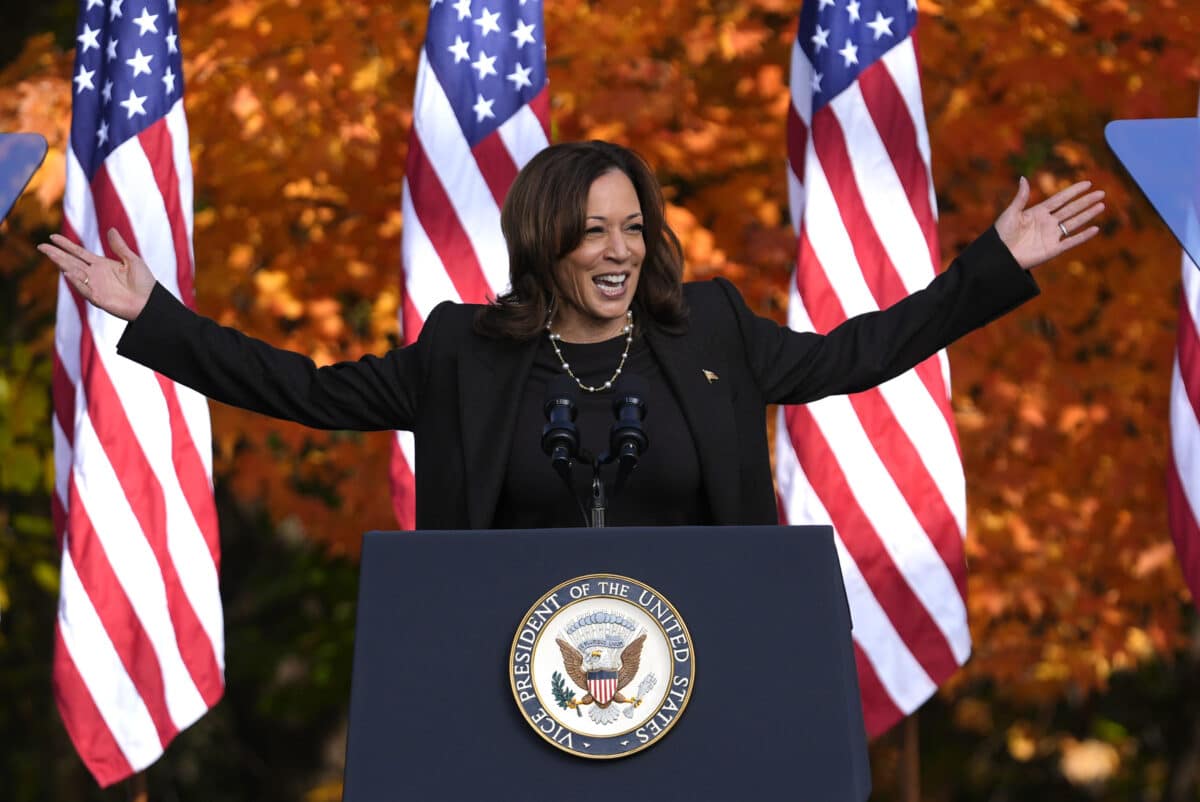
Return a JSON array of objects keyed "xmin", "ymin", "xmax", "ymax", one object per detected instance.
[{"xmin": 702, "ymin": 369, "xmax": 719, "ymax": 384}]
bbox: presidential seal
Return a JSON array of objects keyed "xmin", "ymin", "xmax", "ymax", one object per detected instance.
[{"xmin": 509, "ymin": 574, "xmax": 695, "ymax": 759}]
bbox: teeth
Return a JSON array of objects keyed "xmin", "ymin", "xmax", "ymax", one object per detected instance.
[{"xmin": 595, "ymin": 274, "xmax": 626, "ymax": 286}]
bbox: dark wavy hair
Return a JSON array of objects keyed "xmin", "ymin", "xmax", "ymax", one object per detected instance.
[{"xmin": 474, "ymin": 141, "xmax": 688, "ymax": 340}]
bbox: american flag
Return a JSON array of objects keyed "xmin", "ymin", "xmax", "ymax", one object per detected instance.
[
  {"xmin": 1167, "ymin": 96, "xmax": 1200, "ymax": 610},
  {"xmin": 54, "ymin": 0, "xmax": 223, "ymax": 785},
  {"xmin": 777, "ymin": 0, "xmax": 969, "ymax": 736},
  {"xmin": 390, "ymin": 0, "xmax": 549, "ymax": 528}
]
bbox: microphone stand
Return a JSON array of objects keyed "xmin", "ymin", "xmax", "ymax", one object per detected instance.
[{"xmin": 590, "ymin": 467, "xmax": 607, "ymax": 528}]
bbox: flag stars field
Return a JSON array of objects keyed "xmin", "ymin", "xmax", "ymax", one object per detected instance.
[
  {"xmin": 473, "ymin": 93, "xmax": 495, "ymax": 121},
  {"xmin": 77, "ymin": 24, "xmax": 101, "ymax": 53},
  {"xmin": 811, "ymin": 25, "xmax": 830, "ymax": 53},
  {"xmin": 474, "ymin": 7, "xmax": 501, "ymax": 36},
  {"xmin": 471, "ymin": 50, "xmax": 497, "ymax": 80},
  {"xmin": 866, "ymin": 12, "xmax": 894, "ymax": 40},
  {"xmin": 448, "ymin": 35, "xmax": 470, "ymax": 62},
  {"xmin": 74, "ymin": 64, "xmax": 96, "ymax": 94},
  {"xmin": 126, "ymin": 48, "xmax": 153, "ymax": 77},
  {"xmin": 510, "ymin": 19, "xmax": 536, "ymax": 47},
  {"xmin": 133, "ymin": 7, "xmax": 159, "ymax": 36}
]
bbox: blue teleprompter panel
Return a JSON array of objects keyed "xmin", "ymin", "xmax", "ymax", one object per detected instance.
[
  {"xmin": 0, "ymin": 133, "xmax": 48, "ymax": 223},
  {"xmin": 1106, "ymin": 118, "xmax": 1200, "ymax": 267}
]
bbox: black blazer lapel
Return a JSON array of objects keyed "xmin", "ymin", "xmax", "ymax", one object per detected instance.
[
  {"xmin": 458, "ymin": 335, "xmax": 539, "ymax": 529},
  {"xmin": 644, "ymin": 327, "xmax": 741, "ymax": 524}
]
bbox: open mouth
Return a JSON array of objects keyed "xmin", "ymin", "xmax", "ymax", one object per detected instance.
[{"xmin": 593, "ymin": 272, "xmax": 629, "ymax": 298}]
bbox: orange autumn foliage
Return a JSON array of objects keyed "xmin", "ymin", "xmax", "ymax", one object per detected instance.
[{"xmin": 1, "ymin": 0, "xmax": 1198, "ymax": 713}]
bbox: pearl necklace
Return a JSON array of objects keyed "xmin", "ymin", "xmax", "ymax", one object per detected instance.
[{"xmin": 546, "ymin": 310, "xmax": 634, "ymax": 393}]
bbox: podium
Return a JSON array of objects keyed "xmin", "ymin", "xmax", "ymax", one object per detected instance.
[{"xmin": 343, "ymin": 525, "xmax": 871, "ymax": 801}]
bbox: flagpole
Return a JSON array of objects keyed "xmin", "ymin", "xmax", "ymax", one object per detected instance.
[{"xmin": 901, "ymin": 713, "xmax": 920, "ymax": 802}]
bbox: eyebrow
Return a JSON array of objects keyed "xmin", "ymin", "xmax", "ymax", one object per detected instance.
[{"xmin": 586, "ymin": 212, "xmax": 644, "ymax": 222}]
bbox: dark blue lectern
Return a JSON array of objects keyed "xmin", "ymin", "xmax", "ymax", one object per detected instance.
[{"xmin": 343, "ymin": 526, "xmax": 871, "ymax": 801}]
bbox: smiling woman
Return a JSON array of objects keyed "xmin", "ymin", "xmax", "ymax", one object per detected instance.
[
  {"xmin": 550, "ymin": 170, "xmax": 645, "ymax": 343},
  {"xmin": 38, "ymin": 139, "xmax": 1103, "ymax": 531}
]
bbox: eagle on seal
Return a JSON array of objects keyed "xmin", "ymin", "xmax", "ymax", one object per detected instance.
[{"xmin": 555, "ymin": 632, "xmax": 646, "ymax": 724}]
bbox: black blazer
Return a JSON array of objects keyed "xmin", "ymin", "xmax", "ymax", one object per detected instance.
[{"xmin": 117, "ymin": 227, "xmax": 1037, "ymax": 530}]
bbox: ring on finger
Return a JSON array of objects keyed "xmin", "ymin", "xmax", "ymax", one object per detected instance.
[
  {"xmin": 1058, "ymin": 222, "xmax": 1069, "ymax": 238},
  {"xmin": 82, "ymin": 274, "xmax": 90, "ymax": 286}
]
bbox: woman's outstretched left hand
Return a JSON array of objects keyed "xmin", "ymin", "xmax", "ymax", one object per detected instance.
[
  {"xmin": 994, "ymin": 177, "xmax": 1105, "ymax": 271},
  {"xmin": 38, "ymin": 228, "xmax": 157, "ymax": 321}
]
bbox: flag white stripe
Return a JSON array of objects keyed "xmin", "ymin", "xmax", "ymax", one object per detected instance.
[
  {"xmin": 402, "ymin": 178, "xmax": 465, "ymax": 319},
  {"xmin": 805, "ymin": 394, "xmax": 970, "ymax": 659},
  {"xmin": 64, "ymin": 148, "xmax": 101, "ymax": 254},
  {"xmin": 105, "ymin": 142, "xmax": 181, "ymax": 296},
  {"xmin": 790, "ymin": 40, "xmax": 814, "ymax": 128},
  {"xmin": 496, "ymin": 102, "xmax": 549, "ymax": 174},
  {"xmin": 787, "ymin": 165, "xmax": 806, "ymax": 236},
  {"xmin": 801, "ymin": 149, "xmax": 879, "ymax": 317},
  {"xmin": 1171, "ymin": 358, "xmax": 1200, "ymax": 521},
  {"xmin": 875, "ymin": 373, "xmax": 967, "ymax": 534},
  {"xmin": 411, "ymin": 53, "xmax": 509, "ymax": 296},
  {"xmin": 71, "ymin": 410, "xmax": 208, "ymax": 728},
  {"xmin": 1172, "ymin": 257, "xmax": 1200, "ymax": 528},
  {"xmin": 57, "ymin": 548, "xmax": 162, "ymax": 770},
  {"xmin": 775, "ymin": 427, "xmax": 939, "ymax": 708},
  {"xmin": 880, "ymin": 40, "xmax": 937, "ymax": 222},
  {"xmin": 829, "ymin": 81, "xmax": 936, "ymax": 293},
  {"xmin": 165, "ymin": 101, "xmax": 195, "ymax": 261},
  {"xmin": 89, "ymin": 314, "xmax": 223, "ymax": 658},
  {"xmin": 396, "ymin": 430, "xmax": 416, "ymax": 476}
]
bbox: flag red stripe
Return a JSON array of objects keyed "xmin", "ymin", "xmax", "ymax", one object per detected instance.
[
  {"xmin": 65, "ymin": 483, "xmax": 178, "ymax": 745},
  {"xmin": 389, "ymin": 437, "xmax": 417, "ymax": 531},
  {"xmin": 787, "ymin": 104, "xmax": 809, "ymax": 182},
  {"xmin": 808, "ymin": 111, "xmax": 954, "ymax": 424},
  {"xmin": 400, "ymin": 290, "xmax": 424, "ymax": 348},
  {"xmin": 858, "ymin": 64, "xmax": 939, "ymax": 268},
  {"xmin": 1177, "ymin": 292, "xmax": 1200, "ymax": 421},
  {"xmin": 528, "ymin": 88, "xmax": 551, "ymax": 140},
  {"xmin": 784, "ymin": 403, "xmax": 959, "ymax": 682},
  {"xmin": 797, "ymin": 232, "xmax": 966, "ymax": 594},
  {"xmin": 137, "ymin": 122, "xmax": 195, "ymax": 307},
  {"xmin": 85, "ymin": 169, "xmax": 224, "ymax": 705},
  {"xmin": 53, "ymin": 626, "xmax": 135, "ymax": 788},
  {"xmin": 811, "ymin": 107, "xmax": 909, "ymax": 308},
  {"xmin": 847, "ymin": 389, "xmax": 966, "ymax": 597},
  {"xmin": 75, "ymin": 303, "xmax": 223, "ymax": 708},
  {"xmin": 1167, "ymin": 451, "xmax": 1200, "ymax": 606},
  {"xmin": 155, "ymin": 373, "xmax": 220, "ymax": 568},
  {"xmin": 853, "ymin": 642, "xmax": 905, "ymax": 737},
  {"xmin": 472, "ymin": 131, "xmax": 520, "ymax": 211},
  {"xmin": 405, "ymin": 133, "xmax": 492, "ymax": 305}
]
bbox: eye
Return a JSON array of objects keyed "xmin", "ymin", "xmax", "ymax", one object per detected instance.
[
  {"xmin": 585, "ymin": 225, "xmax": 605, "ymax": 236},
  {"xmin": 626, "ymin": 223, "xmax": 644, "ymax": 234}
]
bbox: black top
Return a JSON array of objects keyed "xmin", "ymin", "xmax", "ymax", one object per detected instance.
[
  {"xmin": 493, "ymin": 333, "xmax": 710, "ymax": 528},
  {"xmin": 115, "ymin": 228, "xmax": 1039, "ymax": 530}
]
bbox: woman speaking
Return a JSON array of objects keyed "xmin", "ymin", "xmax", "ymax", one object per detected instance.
[{"xmin": 39, "ymin": 140, "xmax": 1104, "ymax": 530}]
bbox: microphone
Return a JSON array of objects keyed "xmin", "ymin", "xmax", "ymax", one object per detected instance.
[
  {"xmin": 609, "ymin": 374, "xmax": 648, "ymax": 496},
  {"xmin": 542, "ymin": 374, "xmax": 580, "ymax": 481}
]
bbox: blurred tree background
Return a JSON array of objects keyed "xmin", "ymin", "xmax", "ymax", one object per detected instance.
[{"xmin": 1, "ymin": 0, "xmax": 1199, "ymax": 799}]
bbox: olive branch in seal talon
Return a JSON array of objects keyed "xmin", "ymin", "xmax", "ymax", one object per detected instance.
[{"xmin": 551, "ymin": 671, "xmax": 580, "ymax": 715}]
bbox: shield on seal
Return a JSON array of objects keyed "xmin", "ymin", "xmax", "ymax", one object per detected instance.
[{"xmin": 587, "ymin": 670, "xmax": 618, "ymax": 705}]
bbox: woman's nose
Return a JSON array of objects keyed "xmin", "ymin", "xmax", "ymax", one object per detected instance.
[{"xmin": 605, "ymin": 230, "xmax": 630, "ymax": 259}]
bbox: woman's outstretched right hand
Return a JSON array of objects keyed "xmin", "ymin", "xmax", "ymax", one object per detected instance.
[{"xmin": 38, "ymin": 228, "xmax": 157, "ymax": 321}]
